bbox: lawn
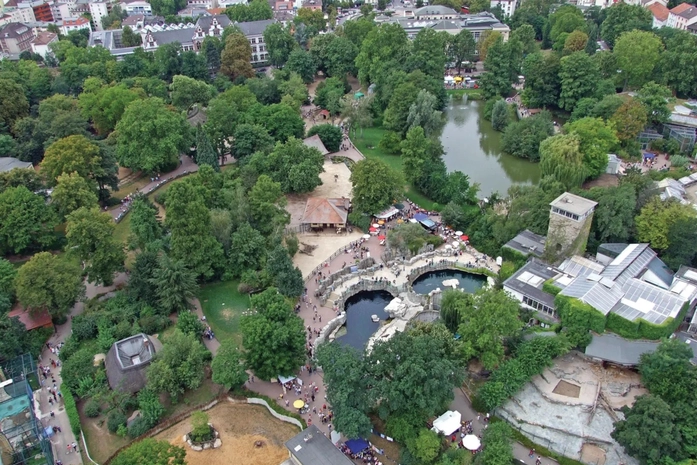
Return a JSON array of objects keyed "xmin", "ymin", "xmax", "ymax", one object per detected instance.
[
  {"xmin": 198, "ymin": 280, "xmax": 250, "ymax": 345},
  {"xmin": 353, "ymin": 127, "xmax": 439, "ymax": 211}
]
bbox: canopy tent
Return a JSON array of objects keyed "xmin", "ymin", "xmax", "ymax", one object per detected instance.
[
  {"xmin": 462, "ymin": 434, "xmax": 481, "ymax": 451},
  {"xmin": 345, "ymin": 438, "xmax": 370, "ymax": 454},
  {"xmin": 643, "ymin": 152, "xmax": 656, "ymax": 160},
  {"xmin": 354, "ymin": 91, "xmax": 365, "ymax": 99},
  {"xmin": 413, "ymin": 213, "xmax": 429, "ymax": 222},
  {"xmin": 376, "ymin": 207, "xmax": 400, "ymax": 219},
  {"xmin": 278, "ymin": 375, "xmax": 296, "ymax": 384},
  {"xmin": 431, "ymin": 410, "xmax": 462, "ymax": 436},
  {"xmin": 444, "ymin": 76, "xmax": 455, "ymax": 83}
]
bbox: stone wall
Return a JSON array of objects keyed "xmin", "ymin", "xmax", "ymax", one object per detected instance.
[
  {"xmin": 246, "ymin": 398, "xmax": 304, "ymax": 430},
  {"xmin": 314, "ymin": 312, "xmax": 347, "ymax": 347}
]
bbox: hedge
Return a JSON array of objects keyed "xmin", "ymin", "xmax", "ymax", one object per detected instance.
[
  {"xmin": 542, "ymin": 279, "xmax": 561, "ymax": 296},
  {"xmin": 606, "ymin": 302, "xmax": 688, "ymax": 340},
  {"xmin": 500, "ymin": 247, "xmax": 528, "ymax": 268},
  {"xmin": 62, "ymin": 386, "xmax": 81, "ymax": 436},
  {"xmin": 605, "ymin": 312, "xmax": 640, "ymax": 339},
  {"xmin": 555, "ymin": 295, "xmax": 606, "ymax": 334}
]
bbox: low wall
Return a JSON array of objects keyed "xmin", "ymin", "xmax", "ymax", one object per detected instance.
[
  {"xmin": 332, "ymin": 279, "xmax": 404, "ymax": 311},
  {"xmin": 246, "ymin": 398, "xmax": 304, "ymax": 430},
  {"xmin": 314, "ymin": 312, "xmax": 347, "ymax": 347}
]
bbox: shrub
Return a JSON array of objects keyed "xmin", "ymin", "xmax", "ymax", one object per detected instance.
[
  {"xmin": 84, "ymin": 399, "xmax": 100, "ymax": 418},
  {"xmin": 63, "ymin": 386, "xmax": 81, "ymax": 436},
  {"xmin": 127, "ymin": 415, "xmax": 152, "ymax": 438},
  {"xmin": 107, "ymin": 411, "xmax": 127, "ymax": 433},
  {"xmin": 378, "ymin": 131, "xmax": 402, "ymax": 155},
  {"xmin": 72, "ymin": 314, "xmax": 99, "ymax": 342},
  {"xmin": 670, "ymin": 155, "xmax": 690, "ymax": 169},
  {"xmin": 190, "ymin": 411, "xmax": 213, "ymax": 442},
  {"xmin": 138, "ymin": 314, "xmax": 170, "ymax": 335},
  {"xmin": 542, "ymin": 279, "xmax": 562, "ymax": 296}
]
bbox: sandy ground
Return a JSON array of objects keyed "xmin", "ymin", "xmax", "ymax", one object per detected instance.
[
  {"xmin": 286, "ymin": 160, "xmax": 353, "ymax": 227},
  {"xmin": 292, "ymin": 231, "xmax": 364, "ymax": 278},
  {"xmin": 153, "ymin": 402, "xmax": 300, "ymax": 465}
]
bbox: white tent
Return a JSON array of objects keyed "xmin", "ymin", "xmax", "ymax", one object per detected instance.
[
  {"xmin": 278, "ymin": 375, "xmax": 296, "ymax": 384},
  {"xmin": 444, "ymin": 76, "xmax": 455, "ymax": 83},
  {"xmin": 431, "ymin": 410, "xmax": 462, "ymax": 436},
  {"xmin": 462, "ymin": 434, "xmax": 481, "ymax": 451}
]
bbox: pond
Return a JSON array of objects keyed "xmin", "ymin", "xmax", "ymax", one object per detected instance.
[
  {"xmin": 411, "ymin": 269, "xmax": 486, "ymax": 295},
  {"xmin": 440, "ymin": 99, "xmax": 541, "ymax": 198},
  {"xmin": 336, "ymin": 290, "xmax": 392, "ymax": 351}
]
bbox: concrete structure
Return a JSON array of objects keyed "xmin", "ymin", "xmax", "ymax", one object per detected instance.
[
  {"xmin": 390, "ymin": 11, "xmax": 509, "ymax": 42},
  {"xmin": 546, "ymin": 192, "xmax": 597, "ymax": 262},
  {"xmin": 30, "ymin": 29, "xmax": 56, "ymax": 56},
  {"xmin": 88, "ymin": 27, "xmax": 139, "ymax": 56},
  {"xmin": 490, "ymin": 0, "xmax": 516, "ymax": 17},
  {"xmin": 285, "ymin": 425, "xmax": 353, "ymax": 465},
  {"xmin": 60, "ymin": 15, "xmax": 90, "ymax": 33},
  {"xmin": 606, "ymin": 153, "xmax": 621, "ymax": 174},
  {"xmin": 0, "ymin": 22, "xmax": 33, "ymax": 55},
  {"xmin": 88, "ymin": 0, "xmax": 109, "ymax": 30},
  {"xmin": 503, "ymin": 258, "xmax": 560, "ymax": 323},
  {"xmin": 647, "ymin": 2, "xmax": 670, "ymax": 27},
  {"xmin": 105, "ymin": 333, "xmax": 162, "ymax": 393},
  {"xmin": 120, "ymin": 0, "xmax": 152, "ymax": 15},
  {"xmin": 668, "ymin": 2, "xmax": 697, "ymax": 29},
  {"xmin": 503, "ymin": 229, "xmax": 546, "ymax": 258},
  {"xmin": 585, "ymin": 333, "xmax": 659, "ymax": 366}
]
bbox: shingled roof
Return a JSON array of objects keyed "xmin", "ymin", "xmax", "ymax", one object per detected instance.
[
  {"xmin": 106, "ymin": 334, "xmax": 162, "ymax": 393},
  {"xmin": 301, "ymin": 198, "xmax": 349, "ymax": 225}
]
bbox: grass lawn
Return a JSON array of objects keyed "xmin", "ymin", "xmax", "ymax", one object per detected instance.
[
  {"xmin": 198, "ymin": 280, "xmax": 250, "ymax": 345},
  {"xmin": 353, "ymin": 127, "xmax": 439, "ymax": 211}
]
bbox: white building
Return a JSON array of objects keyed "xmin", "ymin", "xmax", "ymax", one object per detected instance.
[
  {"xmin": 667, "ymin": 2, "xmax": 697, "ymax": 30},
  {"xmin": 61, "ymin": 15, "xmax": 90, "ymax": 33},
  {"xmin": 88, "ymin": 0, "xmax": 109, "ymax": 31},
  {"xmin": 120, "ymin": 0, "xmax": 152, "ymax": 15},
  {"xmin": 30, "ymin": 29, "xmax": 57, "ymax": 56},
  {"xmin": 647, "ymin": 2, "xmax": 670, "ymax": 27},
  {"xmin": 490, "ymin": 0, "xmax": 516, "ymax": 18}
]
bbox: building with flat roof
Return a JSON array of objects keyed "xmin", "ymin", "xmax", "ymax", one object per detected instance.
[
  {"xmin": 503, "ymin": 229, "xmax": 546, "ymax": 258},
  {"xmin": 503, "ymin": 258, "xmax": 560, "ymax": 323},
  {"xmin": 546, "ymin": 192, "xmax": 597, "ymax": 262},
  {"xmin": 390, "ymin": 11, "xmax": 509, "ymax": 41},
  {"xmin": 285, "ymin": 425, "xmax": 353, "ymax": 465}
]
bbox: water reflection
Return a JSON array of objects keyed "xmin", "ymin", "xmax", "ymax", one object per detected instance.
[
  {"xmin": 336, "ymin": 291, "xmax": 392, "ymax": 351},
  {"xmin": 440, "ymin": 100, "xmax": 541, "ymax": 197}
]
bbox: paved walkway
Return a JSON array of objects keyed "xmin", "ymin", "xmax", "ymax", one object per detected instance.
[
  {"xmin": 37, "ymin": 273, "xmax": 128, "ymax": 465},
  {"xmin": 108, "ymin": 156, "xmax": 199, "ymax": 222}
]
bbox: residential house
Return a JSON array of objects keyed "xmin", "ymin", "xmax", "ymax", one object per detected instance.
[
  {"xmin": 88, "ymin": 0, "xmax": 109, "ymax": 31},
  {"xmin": 413, "ymin": 4, "xmax": 460, "ymax": 19},
  {"xmin": 88, "ymin": 28, "xmax": 138, "ymax": 56},
  {"xmin": 503, "ymin": 258, "xmax": 560, "ymax": 324},
  {"xmin": 647, "ymin": 1, "xmax": 670, "ymax": 26},
  {"xmin": 120, "ymin": 0, "xmax": 152, "ymax": 15},
  {"xmin": 61, "ymin": 15, "xmax": 90, "ymax": 33},
  {"xmin": 0, "ymin": 22, "xmax": 34, "ymax": 55},
  {"xmin": 667, "ymin": 2, "xmax": 697, "ymax": 29},
  {"xmin": 121, "ymin": 13, "xmax": 143, "ymax": 29},
  {"xmin": 236, "ymin": 18, "xmax": 273, "ymax": 64},
  {"xmin": 30, "ymin": 29, "xmax": 56, "ymax": 55},
  {"xmin": 490, "ymin": 0, "xmax": 516, "ymax": 17}
]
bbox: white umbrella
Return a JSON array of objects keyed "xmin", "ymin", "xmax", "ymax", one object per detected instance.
[
  {"xmin": 462, "ymin": 434, "xmax": 481, "ymax": 451},
  {"xmin": 444, "ymin": 244, "xmax": 452, "ymax": 249},
  {"xmin": 372, "ymin": 223, "xmax": 380, "ymax": 228},
  {"xmin": 362, "ymin": 234, "xmax": 371, "ymax": 239},
  {"xmin": 452, "ymin": 241, "xmax": 460, "ymax": 248},
  {"xmin": 454, "ymin": 230, "xmax": 463, "ymax": 236}
]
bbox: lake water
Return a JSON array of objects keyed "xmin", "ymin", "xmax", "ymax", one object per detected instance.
[
  {"xmin": 336, "ymin": 290, "xmax": 392, "ymax": 351},
  {"xmin": 440, "ymin": 99, "xmax": 541, "ymax": 198},
  {"xmin": 411, "ymin": 269, "xmax": 486, "ymax": 295}
]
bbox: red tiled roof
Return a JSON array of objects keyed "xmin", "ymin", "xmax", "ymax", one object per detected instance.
[
  {"xmin": 207, "ymin": 7, "xmax": 225, "ymax": 14},
  {"xmin": 648, "ymin": 3, "xmax": 670, "ymax": 21},
  {"xmin": 8, "ymin": 307, "xmax": 53, "ymax": 331},
  {"xmin": 33, "ymin": 31, "xmax": 58, "ymax": 45},
  {"xmin": 63, "ymin": 17, "xmax": 89, "ymax": 26}
]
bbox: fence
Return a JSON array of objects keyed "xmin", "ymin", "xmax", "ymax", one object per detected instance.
[
  {"xmin": 284, "ymin": 224, "xmax": 311, "ymax": 235},
  {"xmin": 114, "ymin": 169, "xmax": 195, "ymax": 223}
]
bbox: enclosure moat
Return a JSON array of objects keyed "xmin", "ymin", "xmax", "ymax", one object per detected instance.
[
  {"xmin": 411, "ymin": 269, "xmax": 486, "ymax": 295},
  {"xmin": 336, "ymin": 290, "xmax": 392, "ymax": 350}
]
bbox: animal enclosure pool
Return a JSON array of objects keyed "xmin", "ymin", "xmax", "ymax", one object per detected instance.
[
  {"xmin": 0, "ymin": 395, "xmax": 29, "ymax": 420},
  {"xmin": 411, "ymin": 269, "xmax": 486, "ymax": 295},
  {"xmin": 336, "ymin": 290, "xmax": 392, "ymax": 350}
]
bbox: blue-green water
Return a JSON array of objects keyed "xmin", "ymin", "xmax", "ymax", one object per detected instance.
[
  {"xmin": 337, "ymin": 291, "xmax": 392, "ymax": 350},
  {"xmin": 412, "ymin": 269, "xmax": 486, "ymax": 295}
]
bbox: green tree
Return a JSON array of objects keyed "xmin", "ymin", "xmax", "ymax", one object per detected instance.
[
  {"xmin": 586, "ymin": 184, "xmax": 636, "ymax": 244},
  {"xmin": 614, "ymin": 30, "xmax": 663, "ymax": 90},
  {"xmin": 306, "ymin": 123, "xmax": 342, "ymax": 153},
  {"xmin": 407, "ymin": 429, "xmax": 441, "ymax": 465},
  {"xmin": 501, "ymin": 113, "xmax": 554, "ymax": 161},
  {"xmin": 610, "ymin": 100, "xmax": 648, "ymax": 143},
  {"xmin": 355, "ymin": 23, "xmax": 410, "ymax": 85},
  {"xmin": 128, "ymin": 196, "xmax": 162, "ymax": 250},
  {"xmin": 212, "ymin": 340, "xmax": 248, "ymax": 389},
  {"xmin": 266, "ymin": 245, "xmax": 304, "ymax": 297},
  {"xmin": 151, "ymin": 256, "xmax": 198, "ymax": 314},
  {"xmin": 195, "ymin": 126, "xmax": 220, "ymax": 172},
  {"xmin": 563, "ymin": 30, "xmax": 588, "ymax": 54},
  {"xmin": 296, "ymin": 7, "xmax": 326, "ymax": 30},
  {"xmin": 284, "ymin": 49, "xmax": 317, "ymax": 84},
  {"xmin": 52, "ymin": 172, "xmax": 99, "ymax": 218},
  {"xmin": 479, "ymin": 37, "xmax": 515, "ymax": 99},
  {"xmin": 0, "ymin": 258, "xmax": 16, "ymax": 298},
  {"xmin": 0, "ymin": 186, "xmax": 58, "ymax": 255},
  {"xmin": 476, "ymin": 422, "xmax": 513, "ymax": 465},
  {"xmin": 264, "ymin": 137, "xmax": 324, "ymax": 193},
  {"xmin": 41, "ymin": 135, "xmax": 101, "ymax": 186},
  {"xmin": 115, "ymin": 98, "xmax": 189, "ymax": 173},
  {"xmin": 176, "ymin": 310, "xmax": 204, "ymax": 336},
  {"xmin": 600, "ymin": 2, "xmax": 652, "ymax": 48},
  {"xmin": 78, "ymin": 82, "xmax": 143, "ymax": 135},
  {"xmin": 400, "ymin": 126, "xmax": 439, "ymax": 185},
  {"xmin": 548, "ymin": 5, "xmax": 587, "ymax": 49},
  {"xmin": 350, "ymin": 159, "xmax": 404, "ymax": 215},
  {"xmin": 220, "ymin": 32, "xmax": 255, "ymax": 81},
  {"xmin": 612, "ymin": 395, "xmax": 683, "ymax": 465},
  {"xmin": 491, "ymin": 100, "xmax": 510, "ymax": 132},
  {"xmin": 406, "ymin": 89, "xmax": 443, "ymax": 136},
  {"xmin": 446, "ymin": 288, "xmax": 522, "ymax": 369},
  {"xmin": 225, "ymin": 0, "xmax": 273, "ymax": 21},
  {"xmin": 248, "ymin": 175, "xmax": 289, "ymax": 235},
  {"xmin": 126, "ymin": 250, "xmax": 160, "ymax": 308},
  {"xmin": 165, "ymin": 180, "xmax": 224, "ymax": 280},
  {"xmin": 0, "ymin": 79, "xmax": 29, "ymax": 131},
  {"xmin": 255, "ymin": 103, "xmax": 305, "ymax": 142},
  {"xmin": 170, "ymin": 75, "xmax": 215, "ymax": 110},
  {"xmin": 15, "ymin": 252, "xmax": 84, "ymax": 318},
  {"xmin": 663, "ymin": 217, "xmax": 697, "ymax": 271},
  {"xmin": 228, "ymin": 222, "xmax": 266, "ymax": 275},
  {"xmin": 121, "ymin": 25, "xmax": 142, "ymax": 47},
  {"xmin": 341, "ymin": 94, "xmax": 373, "ymax": 139},
  {"xmin": 636, "ymin": 197, "xmax": 697, "ymax": 252},
  {"xmin": 564, "ymin": 117, "xmax": 618, "ymax": 178},
  {"xmin": 65, "ymin": 207, "xmax": 125, "ymax": 285},
  {"xmin": 407, "ymin": 29, "xmax": 447, "ymax": 80},
  {"xmin": 637, "ymin": 81, "xmax": 672, "ymax": 126},
  {"xmin": 146, "ymin": 329, "xmax": 208, "ymax": 400},
  {"xmin": 639, "ymin": 338, "xmax": 697, "ymax": 407},
  {"xmin": 241, "ymin": 288, "xmax": 306, "ymax": 380},
  {"xmin": 658, "ymin": 29, "xmax": 697, "ymax": 99},
  {"xmin": 559, "ymin": 51, "xmax": 601, "ymax": 112},
  {"xmin": 310, "ymin": 34, "xmax": 358, "ymax": 78},
  {"xmin": 0, "ymin": 314, "xmax": 32, "ymax": 362},
  {"xmin": 232, "ymin": 124, "xmax": 274, "ymax": 159},
  {"xmin": 539, "ymin": 134, "xmax": 586, "ymax": 189},
  {"xmin": 387, "ymin": 222, "xmax": 430, "ymax": 255},
  {"xmin": 477, "ymin": 30, "xmax": 501, "ymax": 61},
  {"xmin": 263, "ymin": 23, "xmax": 296, "ymax": 67},
  {"xmin": 446, "ymin": 29, "xmax": 476, "ymax": 73}
]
